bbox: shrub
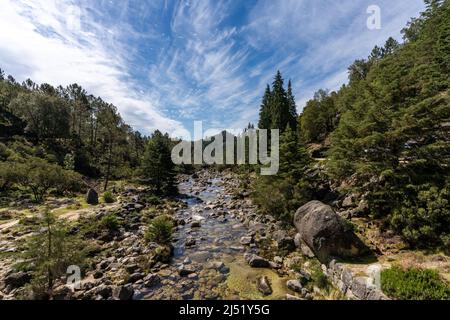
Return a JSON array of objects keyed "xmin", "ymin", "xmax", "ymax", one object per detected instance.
[
  {"xmin": 142, "ymin": 194, "xmax": 162, "ymax": 206},
  {"xmin": 390, "ymin": 185, "xmax": 450, "ymax": 248},
  {"xmin": 145, "ymin": 215, "xmax": 174, "ymax": 245},
  {"xmin": 103, "ymin": 191, "xmax": 116, "ymax": 204},
  {"xmin": 100, "ymin": 213, "xmax": 121, "ymax": 231},
  {"xmin": 381, "ymin": 266, "xmax": 450, "ymax": 300}
]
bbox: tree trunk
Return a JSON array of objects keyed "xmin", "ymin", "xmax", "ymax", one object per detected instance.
[{"xmin": 104, "ymin": 140, "xmax": 113, "ymax": 191}]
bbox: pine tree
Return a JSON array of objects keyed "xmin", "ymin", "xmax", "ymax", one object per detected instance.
[
  {"xmin": 270, "ymin": 71, "xmax": 290, "ymax": 131},
  {"xmin": 279, "ymin": 124, "xmax": 309, "ymax": 179},
  {"xmin": 258, "ymin": 85, "xmax": 272, "ymax": 130},
  {"xmin": 287, "ymin": 80, "xmax": 298, "ymax": 132},
  {"xmin": 141, "ymin": 130, "xmax": 177, "ymax": 195}
]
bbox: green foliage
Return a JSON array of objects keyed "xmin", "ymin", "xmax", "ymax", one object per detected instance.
[
  {"xmin": 300, "ymin": 90, "xmax": 338, "ymax": 143},
  {"xmin": 145, "ymin": 215, "xmax": 174, "ymax": 245},
  {"xmin": 253, "ymin": 125, "xmax": 312, "ymax": 223},
  {"xmin": 141, "ymin": 194, "xmax": 162, "ymax": 206},
  {"xmin": 321, "ymin": 1, "xmax": 450, "ymax": 248},
  {"xmin": 100, "ymin": 213, "xmax": 121, "ymax": 231},
  {"xmin": 141, "ymin": 131, "xmax": 177, "ymax": 195},
  {"xmin": 258, "ymin": 71, "xmax": 298, "ymax": 132},
  {"xmin": 20, "ymin": 210, "xmax": 86, "ymax": 297},
  {"xmin": 0, "ymin": 157, "xmax": 83, "ymax": 202},
  {"xmin": 0, "ymin": 71, "xmax": 147, "ymax": 187},
  {"xmin": 381, "ymin": 266, "xmax": 450, "ymax": 300},
  {"xmin": 102, "ymin": 191, "xmax": 116, "ymax": 204},
  {"xmin": 390, "ymin": 185, "xmax": 450, "ymax": 247}
]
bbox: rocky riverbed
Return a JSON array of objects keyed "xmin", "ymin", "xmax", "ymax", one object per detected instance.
[{"xmin": 0, "ymin": 169, "xmax": 400, "ymax": 300}]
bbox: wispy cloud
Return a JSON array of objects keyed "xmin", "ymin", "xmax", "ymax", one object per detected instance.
[
  {"xmin": 0, "ymin": 0, "xmax": 189, "ymax": 138},
  {"xmin": 0, "ymin": 0, "xmax": 426, "ymax": 136}
]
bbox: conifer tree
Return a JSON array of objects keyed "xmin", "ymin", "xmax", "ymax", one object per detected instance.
[
  {"xmin": 287, "ymin": 80, "xmax": 298, "ymax": 132},
  {"xmin": 141, "ymin": 130, "xmax": 177, "ymax": 195},
  {"xmin": 258, "ymin": 85, "xmax": 272, "ymax": 130}
]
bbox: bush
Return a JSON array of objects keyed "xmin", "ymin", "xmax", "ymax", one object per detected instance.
[
  {"xmin": 390, "ymin": 185, "xmax": 450, "ymax": 248},
  {"xmin": 145, "ymin": 215, "xmax": 174, "ymax": 245},
  {"xmin": 381, "ymin": 266, "xmax": 450, "ymax": 300},
  {"xmin": 100, "ymin": 213, "xmax": 121, "ymax": 231},
  {"xmin": 142, "ymin": 194, "xmax": 162, "ymax": 206},
  {"xmin": 103, "ymin": 191, "xmax": 116, "ymax": 204}
]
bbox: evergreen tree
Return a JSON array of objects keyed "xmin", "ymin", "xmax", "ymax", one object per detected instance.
[
  {"xmin": 258, "ymin": 85, "xmax": 272, "ymax": 130},
  {"xmin": 270, "ymin": 71, "xmax": 290, "ymax": 131},
  {"xmin": 141, "ymin": 130, "xmax": 177, "ymax": 195},
  {"xmin": 287, "ymin": 80, "xmax": 298, "ymax": 132},
  {"xmin": 22, "ymin": 210, "xmax": 86, "ymax": 298}
]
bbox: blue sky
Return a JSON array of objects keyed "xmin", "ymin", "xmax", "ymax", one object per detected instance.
[{"xmin": 0, "ymin": 0, "xmax": 425, "ymax": 138}]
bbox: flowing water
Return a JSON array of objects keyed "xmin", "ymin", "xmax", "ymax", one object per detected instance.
[{"xmin": 140, "ymin": 175, "xmax": 290, "ymax": 300}]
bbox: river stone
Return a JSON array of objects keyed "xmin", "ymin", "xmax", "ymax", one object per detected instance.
[
  {"xmin": 4, "ymin": 271, "xmax": 31, "ymax": 289},
  {"xmin": 287, "ymin": 280, "xmax": 303, "ymax": 293},
  {"xmin": 179, "ymin": 265, "xmax": 196, "ymax": 277},
  {"xmin": 52, "ymin": 285, "xmax": 73, "ymax": 300},
  {"xmin": 191, "ymin": 221, "xmax": 201, "ymax": 228},
  {"xmin": 244, "ymin": 253, "xmax": 271, "ymax": 268},
  {"xmin": 116, "ymin": 284, "xmax": 134, "ymax": 300},
  {"xmin": 143, "ymin": 274, "xmax": 161, "ymax": 288},
  {"xmin": 127, "ymin": 272, "xmax": 145, "ymax": 283},
  {"xmin": 86, "ymin": 188, "xmax": 99, "ymax": 205},
  {"xmin": 185, "ymin": 237, "xmax": 196, "ymax": 247},
  {"xmin": 93, "ymin": 285, "xmax": 112, "ymax": 299},
  {"xmin": 294, "ymin": 201, "xmax": 369, "ymax": 263},
  {"xmin": 257, "ymin": 276, "xmax": 272, "ymax": 296},
  {"xmin": 240, "ymin": 236, "xmax": 253, "ymax": 245}
]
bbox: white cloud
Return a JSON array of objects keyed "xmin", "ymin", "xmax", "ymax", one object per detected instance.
[{"xmin": 0, "ymin": 0, "xmax": 189, "ymax": 138}]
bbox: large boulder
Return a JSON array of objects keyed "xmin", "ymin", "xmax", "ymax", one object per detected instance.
[
  {"xmin": 86, "ymin": 188, "xmax": 99, "ymax": 205},
  {"xmin": 294, "ymin": 201, "xmax": 368, "ymax": 263}
]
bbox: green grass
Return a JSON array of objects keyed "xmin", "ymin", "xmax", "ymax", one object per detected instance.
[{"xmin": 381, "ymin": 266, "xmax": 450, "ymax": 300}]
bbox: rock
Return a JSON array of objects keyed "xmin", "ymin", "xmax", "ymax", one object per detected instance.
[
  {"xmin": 273, "ymin": 256, "xmax": 283, "ymax": 264},
  {"xmin": 86, "ymin": 188, "xmax": 99, "ymax": 205},
  {"xmin": 286, "ymin": 294, "xmax": 303, "ymax": 300},
  {"xmin": 240, "ymin": 236, "xmax": 253, "ymax": 245},
  {"xmin": 351, "ymin": 277, "xmax": 369, "ymax": 299},
  {"xmin": 191, "ymin": 221, "xmax": 201, "ymax": 228},
  {"xmin": 127, "ymin": 273, "xmax": 144, "ymax": 283},
  {"xmin": 116, "ymin": 284, "xmax": 134, "ymax": 300},
  {"xmin": 93, "ymin": 270, "xmax": 104, "ymax": 279},
  {"xmin": 342, "ymin": 195, "xmax": 355, "ymax": 208},
  {"xmin": 179, "ymin": 265, "xmax": 196, "ymax": 277},
  {"xmin": 257, "ymin": 276, "xmax": 272, "ymax": 296},
  {"xmin": 244, "ymin": 253, "xmax": 271, "ymax": 268},
  {"xmin": 4, "ymin": 271, "xmax": 31, "ymax": 289},
  {"xmin": 276, "ymin": 236, "xmax": 296, "ymax": 253},
  {"xmin": 93, "ymin": 285, "xmax": 112, "ymax": 299},
  {"xmin": 294, "ymin": 201, "xmax": 369, "ymax": 263},
  {"xmin": 125, "ymin": 264, "xmax": 140, "ymax": 274},
  {"xmin": 185, "ymin": 237, "xmax": 196, "ymax": 247},
  {"xmin": 143, "ymin": 274, "xmax": 161, "ymax": 288},
  {"xmin": 287, "ymin": 280, "xmax": 303, "ymax": 293},
  {"xmin": 298, "ymin": 270, "xmax": 312, "ymax": 285},
  {"xmin": 52, "ymin": 285, "xmax": 73, "ymax": 300},
  {"xmin": 294, "ymin": 233, "xmax": 302, "ymax": 248}
]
